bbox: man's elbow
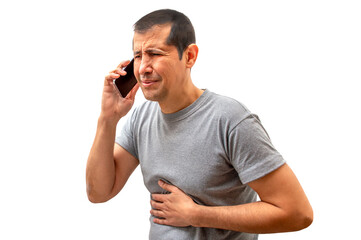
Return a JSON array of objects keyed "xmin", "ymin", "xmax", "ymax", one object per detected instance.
[
  {"xmin": 86, "ymin": 184, "xmax": 111, "ymax": 204},
  {"xmin": 288, "ymin": 206, "xmax": 313, "ymax": 231},
  {"xmin": 87, "ymin": 193, "xmax": 109, "ymax": 204}
]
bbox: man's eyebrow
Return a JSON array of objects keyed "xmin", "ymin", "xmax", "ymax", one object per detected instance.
[
  {"xmin": 134, "ymin": 48, "xmax": 166, "ymax": 55},
  {"xmin": 145, "ymin": 48, "xmax": 165, "ymax": 53}
]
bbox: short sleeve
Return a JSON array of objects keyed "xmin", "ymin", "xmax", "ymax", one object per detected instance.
[
  {"xmin": 115, "ymin": 109, "xmax": 139, "ymax": 160},
  {"xmin": 228, "ymin": 114, "xmax": 286, "ymax": 184}
]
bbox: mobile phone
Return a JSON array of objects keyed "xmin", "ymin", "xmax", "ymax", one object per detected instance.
[{"xmin": 113, "ymin": 59, "xmax": 137, "ymax": 97}]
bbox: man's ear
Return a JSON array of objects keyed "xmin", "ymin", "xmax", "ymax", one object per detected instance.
[{"xmin": 185, "ymin": 44, "xmax": 199, "ymax": 68}]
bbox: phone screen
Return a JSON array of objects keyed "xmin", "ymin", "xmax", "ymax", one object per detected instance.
[{"xmin": 113, "ymin": 59, "xmax": 137, "ymax": 97}]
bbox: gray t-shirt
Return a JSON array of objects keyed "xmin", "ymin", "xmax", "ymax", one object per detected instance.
[{"xmin": 116, "ymin": 89, "xmax": 285, "ymax": 240}]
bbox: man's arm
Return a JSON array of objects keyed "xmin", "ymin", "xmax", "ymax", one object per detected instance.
[
  {"xmin": 150, "ymin": 163, "xmax": 313, "ymax": 233},
  {"xmin": 86, "ymin": 60, "xmax": 139, "ymax": 203},
  {"xmin": 86, "ymin": 126, "xmax": 139, "ymax": 203}
]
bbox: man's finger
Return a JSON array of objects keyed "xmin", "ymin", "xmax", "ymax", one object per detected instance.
[
  {"xmin": 116, "ymin": 60, "xmax": 131, "ymax": 69},
  {"xmin": 153, "ymin": 217, "xmax": 168, "ymax": 226},
  {"xmin": 151, "ymin": 193, "xmax": 166, "ymax": 202},
  {"xmin": 150, "ymin": 209, "xmax": 166, "ymax": 219},
  {"xmin": 110, "ymin": 68, "xmax": 126, "ymax": 76},
  {"xmin": 104, "ymin": 73, "xmax": 120, "ymax": 86},
  {"xmin": 150, "ymin": 199, "xmax": 163, "ymax": 210},
  {"xmin": 158, "ymin": 180, "xmax": 178, "ymax": 193},
  {"xmin": 107, "ymin": 73, "xmax": 120, "ymax": 79}
]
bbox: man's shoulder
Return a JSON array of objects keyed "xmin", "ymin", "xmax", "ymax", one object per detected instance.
[{"xmin": 206, "ymin": 90, "xmax": 252, "ymax": 121}]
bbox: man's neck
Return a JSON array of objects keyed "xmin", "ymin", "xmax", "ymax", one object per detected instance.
[{"xmin": 158, "ymin": 85, "xmax": 204, "ymax": 114}]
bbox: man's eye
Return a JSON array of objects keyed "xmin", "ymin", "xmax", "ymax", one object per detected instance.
[{"xmin": 134, "ymin": 55, "xmax": 141, "ymax": 59}]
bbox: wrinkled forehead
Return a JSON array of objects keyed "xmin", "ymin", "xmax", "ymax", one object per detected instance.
[{"xmin": 132, "ymin": 24, "xmax": 172, "ymax": 51}]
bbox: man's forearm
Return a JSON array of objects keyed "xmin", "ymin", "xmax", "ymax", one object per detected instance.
[
  {"xmin": 152, "ymin": 165, "xmax": 313, "ymax": 233},
  {"xmin": 86, "ymin": 117, "xmax": 118, "ymax": 202},
  {"xmin": 191, "ymin": 201, "xmax": 310, "ymax": 233}
]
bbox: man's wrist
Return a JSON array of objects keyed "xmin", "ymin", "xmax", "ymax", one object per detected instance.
[
  {"xmin": 99, "ymin": 113, "xmax": 120, "ymax": 125},
  {"xmin": 189, "ymin": 204, "xmax": 205, "ymax": 228},
  {"xmin": 97, "ymin": 114, "xmax": 120, "ymax": 131}
]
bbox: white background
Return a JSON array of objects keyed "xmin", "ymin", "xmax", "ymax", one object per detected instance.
[{"xmin": 0, "ymin": 0, "xmax": 360, "ymax": 239}]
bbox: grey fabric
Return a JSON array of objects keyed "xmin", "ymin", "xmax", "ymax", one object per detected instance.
[{"xmin": 116, "ymin": 89, "xmax": 285, "ymax": 240}]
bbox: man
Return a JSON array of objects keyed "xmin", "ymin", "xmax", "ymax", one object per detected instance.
[{"xmin": 86, "ymin": 9, "xmax": 313, "ymax": 240}]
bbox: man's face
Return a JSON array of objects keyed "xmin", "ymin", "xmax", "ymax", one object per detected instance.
[{"xmin": 133, "ymin": 24, "xmax": 188, "ymax": 102}]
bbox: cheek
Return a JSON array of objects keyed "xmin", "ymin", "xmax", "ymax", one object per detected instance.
[
  {"xmin": 159, "ymin": 61, "xmax": 177, "ymax": 77},
  {"xmin": 151, "ymin": 62, "xmax": 167, "ymax": 79},
  {"xmin": 133, "ymin": 63, "xmax": 141, "ymax": 81}
]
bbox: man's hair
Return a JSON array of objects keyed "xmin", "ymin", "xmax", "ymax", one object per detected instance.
[{"xmin": 134, "ymin": 9, "xmax": 196, "ymax": 60}]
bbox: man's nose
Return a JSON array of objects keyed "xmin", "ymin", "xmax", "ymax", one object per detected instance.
[{"xmin": 139, "ymin": 57, "xmax": 153, "ymax": 75}]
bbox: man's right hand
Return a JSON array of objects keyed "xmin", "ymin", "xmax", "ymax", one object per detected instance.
[{"xmin": 100, "ymin": 60, "xmax": 140, "ymax": 123}]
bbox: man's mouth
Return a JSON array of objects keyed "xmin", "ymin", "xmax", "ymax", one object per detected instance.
[{"xmin": 141, "ymin": 79, "xmax": 160, "ymax": 87}]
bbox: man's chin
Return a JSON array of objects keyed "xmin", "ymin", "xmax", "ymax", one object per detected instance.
[
  {"xmin": 141, "ymin": 87, "xmax": 168, "ymax": 102},
  {"xmin": 141, "ymin": 89, "xmax": 162, "ymax": 102}
]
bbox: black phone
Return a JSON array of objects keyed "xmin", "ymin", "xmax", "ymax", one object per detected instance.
[{"xmin": 113, "ymin": 59, "xmax": 137, "ymax": 97}]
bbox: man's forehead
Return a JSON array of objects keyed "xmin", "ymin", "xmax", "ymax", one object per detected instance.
[{"xmin": 133, "ymin": 24, "xmax": 171, "ymax": 50}]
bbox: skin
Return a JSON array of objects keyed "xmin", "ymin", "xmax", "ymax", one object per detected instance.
[
  {"xmin": 151, "ymin": 164, "xmax": 313, "ymax": 233},
  {"xmin": 133, "ymin": 24, "xmax": 203, "ymax": 113},
  {"xmin": 86, "ymin": 23, "xmax": 313, "ymax": 233}
]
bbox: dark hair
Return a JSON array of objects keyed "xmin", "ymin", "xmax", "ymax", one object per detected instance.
[{"xmin": 134, "ymin": 9, "xmax": 196, "ymax": 60}]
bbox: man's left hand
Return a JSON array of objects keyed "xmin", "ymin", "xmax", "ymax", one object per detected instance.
[{"xmin": 150, "ymin": 180, "xmax": 198, "ymax": 227}]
